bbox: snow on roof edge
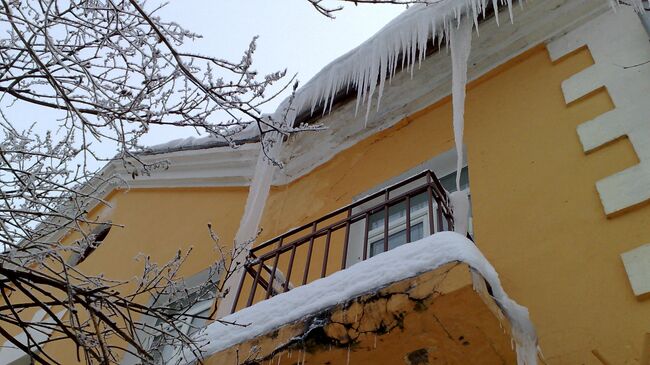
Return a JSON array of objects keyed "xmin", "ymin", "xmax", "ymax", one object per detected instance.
[
  {"xmin": 279, "ymin": 0, "xmax": 646, "ymax": 126},
  {"xmin": 152, "ymin": 0, "xmax": 484, "ymax": 152},
  {"xmin": 151, "ymin": 0, "xmax": 644, "ymax": 151},
  {"xmin": 143, "ymin": 122, "xmax": 260, "ymax": 155},
  {"xmin": 192, "ymin": 232, "xmax": 538, "ymax": 365},
  {"xmin": 272, "ymin": 0, "xmax": 479, "ymax": 125}
]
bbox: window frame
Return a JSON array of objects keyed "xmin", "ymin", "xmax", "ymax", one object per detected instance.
[
  {"xmin": 67, "ymin": 222, "xmax": 112, "ymax": 266},
  {"xmin": 119, "ymin": 265, "xmax": 222, "ymax": 365},
  {"xmin": 367, "ymin": 200, "xmax": 430, "ymax": 257},
  {"xmin": 346, "ymin": 148, "xmax": 471, "ymax": 266},
  {"xmin": 148, "ymin": 292, "xmax": 216, "ymax": 364}
]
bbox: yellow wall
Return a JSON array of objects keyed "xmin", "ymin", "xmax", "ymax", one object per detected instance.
[
  {"xmin": 244, "ymin": 45, "xmax": 650, "ymax": 363},
  {"xmin": 73, "ymin": 187, "xmax": 248, "ymax": 280},
  {"xmin": 465, "ymin": 47, "xmax": 650, "ymax": 363},
  {"xmin": 260, "ymin": 103, "xmax": 454, "ymax": 243},
  {"xmin": 35, "ymin": 187, "xmax": 249, "ymax": 363}
]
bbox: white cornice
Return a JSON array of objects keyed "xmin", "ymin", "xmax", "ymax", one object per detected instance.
[{"xmin": 109, "ymin": 143, "xmax": 259, "ymax": 190}]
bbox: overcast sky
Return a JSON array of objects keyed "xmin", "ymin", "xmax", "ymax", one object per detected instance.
[{"xmin": 5, "ymin": 1, "xmax": 406, "ymax": 161}]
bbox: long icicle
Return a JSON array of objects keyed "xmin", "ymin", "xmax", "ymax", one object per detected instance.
[
  {"xmin": 449, "ymin": 14, "xmax": 473, "ymax": 192},
  {"xmin": 215, "ymin": 110, "xmax": 293, "ymax": 318}
]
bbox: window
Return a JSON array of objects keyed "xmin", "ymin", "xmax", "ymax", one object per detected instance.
[
  {"xmin": 364, "ymin": 167, "xmax": 470, "ymax": 258},
  {"xmin": 367, "ymin": 192, "xmax": 429, "ymax": 257},
  {"xmin": 345, "ymin": 149, "xmax": 471, "ymax": 265},
  {"xmin": 68, "ymin": 223, "xmax": 111, "ymax": 266},
  {"xmin": 439, "ymin": 166, "xmax": 470, "ymax": 193},
  {"xmin": 120, "ymin": 267, "xmax": 221, "ymax": 365},
  {"xmin": 149, "ymin": 289, "xmax": 215, "ymax": 364}
]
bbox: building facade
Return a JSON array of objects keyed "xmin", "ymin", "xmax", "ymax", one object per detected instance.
[{"xmin": 2, "ymin": 1, "xmax": 650, "ymax": 364}]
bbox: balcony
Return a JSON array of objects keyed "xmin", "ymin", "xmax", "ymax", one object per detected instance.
[{"xmin": 231, "ymin": 170, "xmax": 455, "ymax": 313}]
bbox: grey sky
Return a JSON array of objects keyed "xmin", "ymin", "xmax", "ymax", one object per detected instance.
[{"xmin": 4, "ymin": 1, "xmax": 405, "ymax": 165}]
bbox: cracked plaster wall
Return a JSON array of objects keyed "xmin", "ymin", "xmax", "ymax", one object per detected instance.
[{"xmin": 206, "ymin": 263, "xmax": 518, "ymax": 365}]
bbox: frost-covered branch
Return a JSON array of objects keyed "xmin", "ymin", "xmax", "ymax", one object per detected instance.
[
  {"xmin": 0, "ymin": 0, "xmax": 298, "ymax": 363},
  {"xmin": 0, "ymin": 223, "xmax": 251, "ymax": 364},
  {"xmin": 0, "ymin": 0, "xmax": 300, "ymax": 249},
  {"xmin": 308, "ymin": 0, "xmax": 435, "ymax": 18},
  {"xmin": 0, "ymin": 0, "xmax": 451, "ymax": 364}
]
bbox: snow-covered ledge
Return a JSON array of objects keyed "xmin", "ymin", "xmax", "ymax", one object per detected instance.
[{"xmin": 192, "ymin": 232, "xmax": 538, "ymax": 365}]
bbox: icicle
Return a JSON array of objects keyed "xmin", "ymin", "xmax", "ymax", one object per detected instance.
[
  {"xmin": 450, "ymin": 190, "xmax": 470, "ymax": 235},
  {"xmin": 235, "ymin": 131, "xmax": 283, "ymax": 244},
  {"xmin": 377, "ymin": 49, "xmax": 388, "ymax": 111},
  {"xmin": 492, "ymin": 0, "xmax": 500, "ymax": 26},
  {"xmin": 216, "ymin": 117, "xmax": 287, "ymax": 317},
  {"xmin": 278, "ymin": 0, "xmax": 604, "ymax": 134},
  {"xmin": 507, "ymin": 0, "xmax": 514, "ymax": 23},
  {"xmin": 346, "ymin": 344, "xmax": 351, "ymax": 365},
  {"xmin": 449, "ymin": 13, "xmax": 473, "ymax": 192},
  {"xmin": 469, "ymin": 1, "xmax": 476, "ymax": 25}
]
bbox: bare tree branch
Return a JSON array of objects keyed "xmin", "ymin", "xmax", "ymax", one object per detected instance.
[{"xmin": 0, "ymin": 0, "xmax": 430, "ymax": 363}]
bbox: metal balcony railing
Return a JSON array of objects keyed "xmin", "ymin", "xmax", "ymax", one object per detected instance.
[{"xmin": 230, "ymin": 170, "xmax": 454, "ymax": 313}]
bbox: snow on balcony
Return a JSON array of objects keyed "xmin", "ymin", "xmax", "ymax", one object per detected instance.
[{"xmin": 191, "ymin": 232, "xmax": 538, "ymax": 365}]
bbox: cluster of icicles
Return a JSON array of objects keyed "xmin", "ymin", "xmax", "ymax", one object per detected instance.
[
  {"xmin": 232, "ymin": 1, "xmax": 648, "ymax": 364},
  {"xmin": 283, "ymin": 0, "xmax": 505, "ymax": 121},
  {"xmin": 280, "ymin": 0, "xmax": 646, "ymax": 125}
]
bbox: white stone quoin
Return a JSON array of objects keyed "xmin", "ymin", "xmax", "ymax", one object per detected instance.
[
  {"xmin": 621, "ymin": 243, "xmax": 650, "ymax": 297},
  {"xmin": 547, "ymin": 8, "xmax": 650, "ymax": 217}
]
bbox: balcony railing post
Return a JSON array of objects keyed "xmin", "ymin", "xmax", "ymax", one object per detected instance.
[
  {"xmin": 383, "ymin": 191, "xmax": 389, "ymax": 253},
  {"xmin": 265, "ymin": 238, "xmax": 283, "ymax": 299},
  {"xmin": 340, "ymin": 208, "xmax": 352, "ymax": 270},
  {"xmin": 246, "ymin": 261, "xmax": 264, "ymax": 307},
  {"xmin": 321, "ymin": 229, "xmax": 331, "ymax": 278},
  {"xmin": 230, "ymin": 265, "xmax": 247, "ymax": 314},
  {"xmin": 426, "ymin": 173, "xmax": 435, "ymax": 234},
  {"xmin": 405, "ymin": 195, "xmax": 411, "ymax": 243},
  {"xmin": 302, "ymin": 222, "xmax": 317, "ymax": 285},
  {"xmin": 447, "ymin": 194, "xmax": 454, "ymax": 230},
  {"xmin": 283, "ymin": 246, "xmax": 296, "ymax": 292},
  {"xmin": 436, "ymin": 196, "xmax": 444, "ymax": 231},
  {"xmin": 362, "ymin": 212, "xmax": 370, "ymax": 260}
]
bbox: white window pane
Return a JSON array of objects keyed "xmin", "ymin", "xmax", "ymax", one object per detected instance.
[
  {"xmin": 439, "ymin": 166, "xmax": 470, "ymax": 192},
  {"xmin": 369, "ymin": 222, "xmax": 424, "ymax": 257}
]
